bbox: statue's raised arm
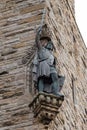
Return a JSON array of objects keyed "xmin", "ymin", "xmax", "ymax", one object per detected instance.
[{"xmin": 35, "ymin": 27, "xmax": 42, "ymax": 49}]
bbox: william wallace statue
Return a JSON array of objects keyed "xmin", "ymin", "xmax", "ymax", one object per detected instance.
[{"xmin": 32, "ymin": 24, "xmax": 65, "ymax": 97}]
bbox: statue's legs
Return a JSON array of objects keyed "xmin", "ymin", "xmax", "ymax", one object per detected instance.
[
  {"xmin": 50, "ymin": 73, "xmax": 59, "ymax": 94},
  {"xmin": 50, "ymin": 73, "xmax": 63, "ymax": 97},
  {"xmin": 38, "ymin": 78, "xmax": 44, "ymax": 92}
]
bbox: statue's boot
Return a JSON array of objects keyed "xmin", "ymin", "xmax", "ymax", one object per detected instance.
[
  {"xmin": 54, "ymin": 92, "xmax": 64, "ymax": 98},
  {"xmin": 38, "ymin": 79, "xmax": 44, "ymax": 92}
]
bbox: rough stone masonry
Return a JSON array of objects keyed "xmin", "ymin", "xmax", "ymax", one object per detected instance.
[{"xmin": 0, "ymin": 0, "xmax": 87, "ymax": 130}]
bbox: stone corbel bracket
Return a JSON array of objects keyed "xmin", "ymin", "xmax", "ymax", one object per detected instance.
[{"xmin": 29, "ymin": 92, "xmax": 64, "ymax": 125}]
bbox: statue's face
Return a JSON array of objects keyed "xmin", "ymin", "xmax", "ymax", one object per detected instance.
[
  {"xmin": 40, "ymin": 39, "xmax": 48, "ymax": 47},
  {"xmin": 45, "ymin": 42, "xmax": 54, "ymax": 51}
]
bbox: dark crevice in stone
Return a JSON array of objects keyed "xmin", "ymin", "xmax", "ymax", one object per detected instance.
[
  {"xmin": 73, "ymin": 35, "xmax": 76, "ymax": 43},
  {"xmin": 57, "ymin": 38, "xmax": 62, "ymax": 45},
  {"xmin": 12, "ymin": 110, "xmax": 29, "ymax": 116},
  {"xmin": 1, "ymin": 49, "xmax": 17, "ymax": 56},
  {"xmin": 57, "ymin": 38, "xmax": 64, "ymax": 49},
  {"xmin": 0, "ymin": 89, "xmax": 10, "ymax": 94},
  {"xmin": 71, "ymin": 74, "xmax": 76, "ymax": 104},
  {"xmin": 69, "ymin": 51, "xmax": 73, "ymax": 56},
  {"xmin": 2, "ymin": 121, "xmax": 14, "ymax": 127},
  {"xmin": 50, "ymin": 2, "xmax": 53, "ymax": 8},
  {"xmin": 15, "ymin": 0, "xmax": 25, "ymax": 4},
  {"xmin": 0, "ymin": 57, "xmax": 4, "ymax": 61},
  {"xmin": 0, "ymin": 71, "xmax": 8, "ymax": 75},
  {"xmin": 85, "ymin": 108, "xmax": 87, "ymax": 115},
  {"xmin": 0, "ymin": 103, "xmax": 8, "ymax": 107},
  {"xmin": 5, "ymin": 29, "xmax": 29, "ymax": 37},
  {"xmin": 81, "ymin": 56, "xmax": 87, "ymax": 68},
  {"xmin": 58, "ymin": 8, "xmax": 62, "ymax": 16},
  {"xmin": 3, "ymin": 92, "xmax": 23, "ymax": 99}
]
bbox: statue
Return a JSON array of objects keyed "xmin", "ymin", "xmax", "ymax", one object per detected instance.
[{"xmin": 32, "ymin": 24, "xmax": 65, "ymax": 97}]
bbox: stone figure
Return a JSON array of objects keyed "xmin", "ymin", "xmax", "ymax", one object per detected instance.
[{"xmin": 32, "ymin": 25, "xmax": 65, "ymax": 97}]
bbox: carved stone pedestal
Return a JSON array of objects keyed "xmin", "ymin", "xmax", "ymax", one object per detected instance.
[{"xmin": 29, "ymin": 92, "xmax": 64, "ymax": 125}]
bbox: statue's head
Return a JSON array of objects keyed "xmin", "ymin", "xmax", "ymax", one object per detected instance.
[
  {"xmin": 40, "ymin": 36, "xmax": 51, "ymax": 47},
  {"xmin": 45, "ymin": 41, "xmax": 54, "ymax": 51}
]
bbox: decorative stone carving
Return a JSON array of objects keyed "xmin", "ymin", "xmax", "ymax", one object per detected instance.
[{"xmin": 29, "ymin": 92, "xmax": 64, "ymax": 125}]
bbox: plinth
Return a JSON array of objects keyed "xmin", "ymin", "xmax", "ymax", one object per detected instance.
[{"xmin": 29, "ymin": 92, "xmax": 64, "ymax": 125}]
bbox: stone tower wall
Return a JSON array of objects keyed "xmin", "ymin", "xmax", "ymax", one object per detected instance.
[
  {"xmin": 0, "ymin": 0, "xmax": 86, "ymax": 130},
  {"xmin": 68, "ymin": 0, "xmax": 75, "ymax": 13}
]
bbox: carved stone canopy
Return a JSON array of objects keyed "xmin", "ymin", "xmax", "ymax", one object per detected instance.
[
  {"xmin": 29, "ymin": 92, "xmax": 64, "ymax": 125},
  {"xmin": 39, "ymin": 24, "xmax": 51, "ymax": 41}
]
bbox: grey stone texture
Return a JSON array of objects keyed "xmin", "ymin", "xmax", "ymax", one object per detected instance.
[{"xmin": 0, "ymin": 0, "xmax": 87, "ymax": 130}]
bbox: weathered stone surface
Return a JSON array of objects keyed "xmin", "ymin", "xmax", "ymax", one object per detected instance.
[{"xmin": 0, "ymin": 0, "xmax": 87, "ymax": 130}]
